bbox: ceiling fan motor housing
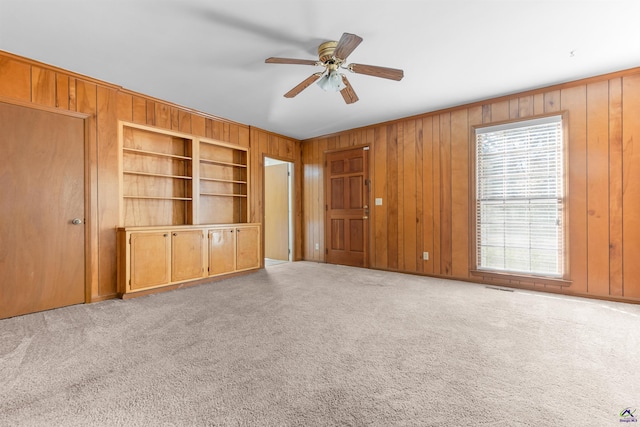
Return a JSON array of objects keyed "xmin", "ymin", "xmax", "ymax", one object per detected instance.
[{"xmin": 318, "ymin": 41, "xmax": 339, "ymax": 64}]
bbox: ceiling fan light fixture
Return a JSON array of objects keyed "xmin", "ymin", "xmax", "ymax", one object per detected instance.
[{"xmin": 316, "ymin": 70, "xmax": 346, "ymax": 92}]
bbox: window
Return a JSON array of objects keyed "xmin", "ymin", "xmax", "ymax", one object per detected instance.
[{"xmin": 474, "ymin": 115, "xmax": 564, "ymax": 278}]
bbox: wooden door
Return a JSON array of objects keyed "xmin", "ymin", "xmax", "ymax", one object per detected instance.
[
  {"xmin": 236, "ymin": 225, "xmax": 261, "ymax": 270},
  {"xmin": 0, "ymin": 102, "xmax": 86, "ymax": 319},
  {"xmin": 264, "ymin": 163, "xmax": 289, "ymax": 260},
  {"xmin": 209, "ymin": 228, "xmax": 236, "ymax": 276},
  {"xmin": 130, "ymin": 232, "xmax": 171, "ymax": 290},
  {"xmin": 171, "ymin": 230, "xmax": 206, "ymax": 282},
  {"xmin": 325, "ymin": 147, "xmax": 369, "ymax": 267}
]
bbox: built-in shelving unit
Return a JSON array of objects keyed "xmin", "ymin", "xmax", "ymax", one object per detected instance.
[
  {"xmin": 118, "ymin": 122, "xmax": 251, "ymax": 227},
  {"xmin": 117, "ymin": 121, "xmax": 259, "ymax": 298},
  {"xmin": 120, "ymin": 123, "xmax": 195, "ymax": 226},
  {"xmin": 198, "ymin": 137, "xmax": 248, "ymax": 224}
]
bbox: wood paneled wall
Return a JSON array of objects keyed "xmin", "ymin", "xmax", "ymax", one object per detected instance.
[
  {"xmin": 0, "ymin": 50, "xmax": 301, "ymax": 301},
  {"xmin": 302, "ymin": 67, "xmax": 640, "ymax": 303}
]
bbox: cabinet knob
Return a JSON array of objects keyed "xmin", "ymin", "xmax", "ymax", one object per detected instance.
[
  {"xmin": 71, "ymin": 218, "xmax": 83, "ymax": 225},
  {"xmin": 163, "ymin": 233, "xmax": 168, "ymax": 237},
  {"xmin": 172, "ymin": 232, "xmax": 177, "ymax": 236}
]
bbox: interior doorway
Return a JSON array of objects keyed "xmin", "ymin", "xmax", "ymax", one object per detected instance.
[{"xmin": 264, "ymin": 157, "xmax": 293, "ymax": 266}]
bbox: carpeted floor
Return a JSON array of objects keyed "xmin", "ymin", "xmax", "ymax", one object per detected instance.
[{"xmin": 1, "ymin": 262, "xmax": 638, "ymax": 426}]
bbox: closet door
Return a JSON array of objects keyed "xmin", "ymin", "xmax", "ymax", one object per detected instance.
[{"xmin": 0, "ymin": 102, "xmax": 85, "ymax": 319}]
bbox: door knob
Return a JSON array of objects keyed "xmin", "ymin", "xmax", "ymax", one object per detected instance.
[{"xmin": 71, "ymin": 218, "xmax": 83, "ymax": 225}]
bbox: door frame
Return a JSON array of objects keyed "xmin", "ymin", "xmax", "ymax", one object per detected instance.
[
  {"xmin": 0, "ymin": 96, "xmax": 93, "ymax": 304},
  {"xmin": 323, "ymin": 144, "xmax": 371, "ymax": 268},
  {"xmin": 262, "ymin": 153, "xmax": 295, "ymax": 264}
]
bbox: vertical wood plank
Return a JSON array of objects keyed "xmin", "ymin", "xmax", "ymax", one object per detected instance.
[
  {"xmin": 68, "ymin": 78, "xmax": 76, "ymax": 111},
  {"xmin": 622, "ymin": 74, "xmax": 640, "ymax": 298},
  {"xmin": 302, "ymin": 142, "xmax": 314, "ymax": 260},
  {"xmin": 397, "ymin": 123, "xmax": 405, "ymax": 270},
  {"xmin": 116, "ymin": 92, "xmax": 133, "ymax": 121},
  {"xmin": 316, "ymin": 139, "xmax": 325, "ymax": 261},
  {"xmin": 145, "ymin": 100, "xmax": 155, "ymax": 126},
  {"xmin": 31, "ymin": 66, "xmax": 55, "ymax": 107},
  {"xmin": 191, "ymin": 115, "xmax": 206, "ymax": 137},
  {"xmin": 223, "ymin": 122, "xmax": 231, "ymax": 142},
  {"xmin": 432, "ymin": 116, "xmax": 441, "ymax": 274},
  {"xmin": 0, "ymin": 57, "xmax": 30, "ymax": 100},
  {"xmin": 402, "ymin": 120, "xmax": 417, "ymax": 272},
  {"xmin": 179, "ymin": 111, "xmax": 192, "ymax": 134},
  {"xmin": 422, "ymin": 117, "xmax": 434, "ymax": 274},
  {"xmin": 55, "ymin": 74, "xmax": 69, "ymax": 110},
  {"xmin": 415, "ymin": 119, "xmax": 424, "ymax": 273},
  {"xmin": 373, "ymin": 127, "xmax": 388, "ymax": 269},
  {"xmin": 518, "ymin": 95, "xmax": 533, "ymax": 118},
  {"xmin": 544, "ymin": 90, "xmax": 561, "ymax": 113},
  {"xmin": 491, "ymin": 100, "xmax": 509, "ymax": 122},
  {"xmin": 132, "ymin": 96, "xmax": 146, "ymax": 124},
  {"xmin": 509, "ymin": 99, "xmax": 519, "ymax": 119},
  {"xmin": 451, "ymin": 108, "xmax": 470, "ymax": 279},
  {"xmin": 386, "ymin": 124, "xmax": 399, "ymax": 269},
  {"xmin": 561, "ymin": 85, "xmax": 588, "ymax": 293},
  {"xmin": 608, "ymin": 78, "xmax": 623, "ymax": 297},
  {"xmin": 585, "ymin": 81, "xmax": 610, "ymax": 295},
  {"xmin": 97, "ymin": 86, "xmax": 119, "ymax": 297},
  {"xmin": 533, "ymin": 93, "xmax": 545, "ymax": 115},
  {"xmin": 76, "ymin": 80, "xmax": 98, "ymax": 301},
  {"xmin": 170, "ymin": 107, "xmax": 180, "ymax": 131},
  {"xmin": 205, "ymin": 118, "xmax": 213, "ymax": 138},
  {"xmin": 439, "ymin": 113, "xmax": 452, "ymax": 276},
  {"xmin": 482, "ymin": 104, "xmax": 491, "ymax": 124}
]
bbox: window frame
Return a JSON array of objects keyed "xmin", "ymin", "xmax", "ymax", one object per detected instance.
[{"xmin": 469, "ymin": 112, "xmax": 571, "ymax": 286}]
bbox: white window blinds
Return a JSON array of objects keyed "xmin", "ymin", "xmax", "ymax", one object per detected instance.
[{"xmin": 475, "ymin": 115, "xmax": 564, "ymax": 277}]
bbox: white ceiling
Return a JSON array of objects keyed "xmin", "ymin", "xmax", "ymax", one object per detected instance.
[{"xmin": 1, "ymin": 0, "xmax": 639, "ymax": 140}]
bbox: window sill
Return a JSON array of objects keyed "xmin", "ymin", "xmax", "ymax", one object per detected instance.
[{"xmin": 470, "ymin": 269, "xmax": 572, "ymax": 287}]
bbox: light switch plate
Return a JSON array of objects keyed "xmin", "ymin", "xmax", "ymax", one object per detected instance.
[{"xmin": 375, "ymin": 198, "xmax": 383, "ymax": 206}]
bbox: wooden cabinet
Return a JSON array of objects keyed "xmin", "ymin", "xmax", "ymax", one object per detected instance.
[
  {"xmin": 208, "ymin": 224, "xmax": 261, "ymax": 276},
  {"xmin": 129, "ymin": 231, "xmax": 171, "ymax": 291},
  {"xmin": 208, "ymin": 227, "xmax": 236, "ymax": 276},
  {"xmin": 118, "ymin": 224, "xmax": 260, "ymax": 297},
  {"xmin": 236, "ymin": 225, "xmax": 261, "ymax": 271},
  {"xmin": 171, "ymin": 230, "xmax": 207, "ymax": 283}
]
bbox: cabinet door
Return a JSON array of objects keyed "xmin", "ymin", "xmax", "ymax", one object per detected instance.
[
  {"xmin": 209, "ymin": 228, "xmax": 236, "ymax": 276},
  {"xmin": 130, "ymin": 232, "xmax": 171, "ymax": 290},
  {"xmin": 236, "ymin": 225, "xmax": 261, "ymax": 271},
  {"xmin": 171, "ymin": 230, "xmax": 206, "ymax": 282}
]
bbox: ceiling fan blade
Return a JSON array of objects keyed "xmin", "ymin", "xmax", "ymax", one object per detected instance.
[
  {"xmin": 349, "ymin": 63, "xmax": 404, "ymax": 81},
  {"xmin": 333, "ymin": 33, "xmax": 363, "ymax": 61},
  {"xmin": 284, "ymin": 73, "xmax": 323, "ymax": 98},
  {"xmin": 340, "ymin": 75, "xmax": 359, "ymax": 104},
  {"xmin": 266, "ymin": 57, "xmax": 319, "ymax": 66}
]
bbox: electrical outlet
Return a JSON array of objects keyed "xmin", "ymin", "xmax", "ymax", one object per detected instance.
[
  {"xmin": 423, "ymin": 252, "xmax": 429, "ymax": 261},
  {"xmin": 315, "ymin": 243, "xmax": 320, "ymax": 250}
]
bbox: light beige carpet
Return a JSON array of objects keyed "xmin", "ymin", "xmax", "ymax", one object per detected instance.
[{"xmin": 1, "ymin": 262, "xmax": 638, "ymax": 426}]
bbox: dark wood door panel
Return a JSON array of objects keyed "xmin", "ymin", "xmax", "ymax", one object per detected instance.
[{"xmin": 325, "ymin": 147, "xmax": 369, "ymax": 267}]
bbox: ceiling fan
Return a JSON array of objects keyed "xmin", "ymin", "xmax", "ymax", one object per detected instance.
[{"xmin": 265, "ymin": 32, "xmax": 404, "ymax": 104}]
